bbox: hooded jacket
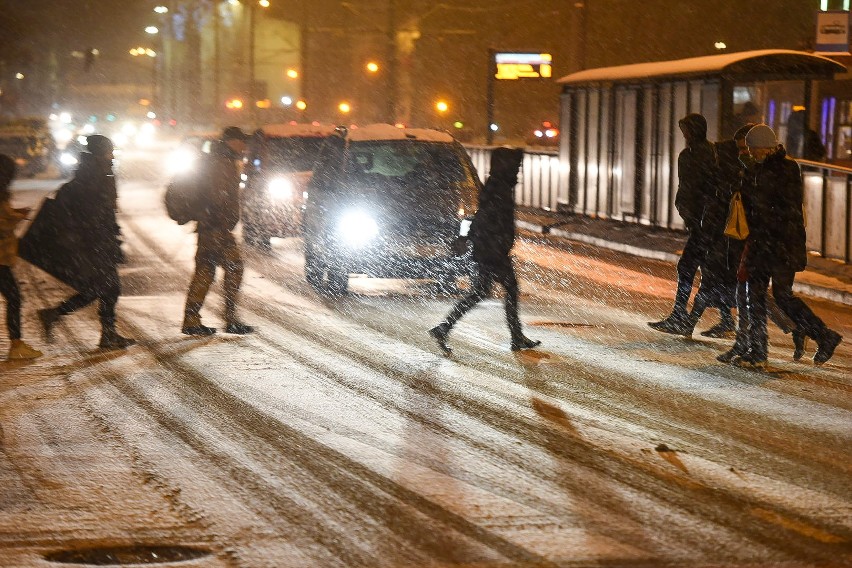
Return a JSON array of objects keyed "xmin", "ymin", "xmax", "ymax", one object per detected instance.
[
  {"xmin": 53, "ymin": 151, "xmax": 123, "ymax": 268},
  {"xmin": 198, "ymin": 140, "xmax": 242, "ymax": 233},
  {"xmin": 469, "ymin": 148, "xmax": 522, "ymax": 264},
  {"xmin": 675, "ymin": 114, "xmax": 720, "ymax": 229},
  {"xmin": 742, "ymin": 145, "xmax": 807, "ymax": 273}
]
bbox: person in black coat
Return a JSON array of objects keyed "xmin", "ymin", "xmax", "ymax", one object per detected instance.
[
  {"xmin": 649, "ymin": 113, "xmax": 721, "ymax": 335},
  {"xmin": 429, "ymin": 147, "xmax": 540, "ymax": 354},
  {"xmin": 37, "ymin": 135, "xmax": 135, "ymax": 350},
  {"xmin": 723, "ymin": 125, "xmax": 841, "ymax": 367}
]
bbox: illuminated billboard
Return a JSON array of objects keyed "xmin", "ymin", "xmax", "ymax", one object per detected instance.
[{"xmin": 494, "ymin": 52, "xmax": 553, "ymax": 80}]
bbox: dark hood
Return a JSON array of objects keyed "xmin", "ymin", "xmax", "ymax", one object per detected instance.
[
  {"xmin": 487, "ymin": 147, "xmax": 523, "ymax": 190},
  {"xmin": 678, "ymin": 113, "xmax": 708, "ymax": 145}
]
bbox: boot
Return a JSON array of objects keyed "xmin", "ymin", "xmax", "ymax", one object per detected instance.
[
  {"xmin": 225, "ymin": 322, "xmax": 254, "ymax": 335},
  {"xmin": 99, "ymin": 328, "xmax": 136, "ymax": 350},
  {"xmin": 814, "ymin": 330, "xmax": 842, "ymax": 366},
  {"xmin": 37, "ymin": 307, "xmax": 61, "ymax": 343},
  {"xmin": 735, "ymin": 350, "xmax": 767, "ymax": 370},
  {"xmin": 7, "ymin": 339, "xmax": 43, "ymax": 360},
  {"xmin": 791, "ymin": 328, "xmax": 807, "ymax": 361},
  {"xmin": 510, "ymin": 336, "xmax": 541, "ymax": 351},
  {"xmin": 648, "ymin": 309, "xmax": 693, "ymax": 336},
  {"xmin": 700, "ymin": 321, "xmax": 736, "ymax": 338},
  {"xmin": 182, "ymin": 325, "xmax": 216, "ymax": 336},
  {"xmin": 428, "ymin": 323, "xmax": 452, "ymax": 355}
]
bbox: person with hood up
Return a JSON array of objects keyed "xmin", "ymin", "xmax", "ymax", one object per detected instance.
[
  {"xmin": 37, "ymin": 135, "xmax": 135, "ymax": 350},
  {"xmin": 0, "ymin": 154, "xmax": 42, "ymax": 359},
  {"xmin": 720, "ymin": 124, "xmax": 842, "ymax": 367},
  {"xmin": 181, "ymin": 126, "xmax": 254, "ymax": 336},
  {"xmin": 648, "ymin": 113, "xmax": 723, "ymax": 335},
  {"xmin": 429, "ymin": 147, "xmax": 540, "ymax": 355}
]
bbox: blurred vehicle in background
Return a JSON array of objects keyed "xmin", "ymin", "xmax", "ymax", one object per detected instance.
[
  {"xmin": 302, "ymin": 124, "xmax": 481, "ymax": 295},
  {"xmin": 0, "ymin": 118, "xmax": 55, "ymax": 177},
  {"xmin": 526, "ymin": 120, "xmax": 559, "ymax": 147},
  {"xmin": 242, "ymin": 123, "xmax": 336, "ymax": 249}
]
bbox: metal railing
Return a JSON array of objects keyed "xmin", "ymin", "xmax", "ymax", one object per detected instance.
[
  {"xmin": 465, "ymin": 146, "xmax": 562, "ymax": 211},
  {"xmin": 466, "ymin": 145, "xmax": 852, "ymax": 264},
  {"xmin": 799, "ymin": 159, "xmax": 852, "ymax": 264}
]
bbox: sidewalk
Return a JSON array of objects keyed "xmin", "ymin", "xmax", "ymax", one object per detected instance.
[{"xmin": 515, "ymin": 207, "xmax": 852, "ymax": 307}]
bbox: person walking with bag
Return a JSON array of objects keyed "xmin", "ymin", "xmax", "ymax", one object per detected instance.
[
  {"xmin": 722, "ymin": 125, "xmax": 841, "ymax": 368},
  {"xmin": 36, "ymin": 135, "xmax": 135, "ymax": 350},
  {"xmin": 0, "ymin": 155, "xmax": 43, "ymax": 360},
  {"xmin": 428, "ymin": 147, "xmax": 540, "ymax": 355},
  {"xmin": 181, "ymin": 126, "xmax": 254, "ymax": 336}
]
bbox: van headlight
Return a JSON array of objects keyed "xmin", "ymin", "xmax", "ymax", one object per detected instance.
[
  {"xmin": 268, "ymin": 177, "xmax": 294, "ymax": 200},
  {"xmin": 338, "ymin": 210, "xmax": 379, "ymax": 248}
]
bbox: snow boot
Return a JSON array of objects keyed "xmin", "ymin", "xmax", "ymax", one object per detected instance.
[
  {"xmin": 429, "ymin": 323, "xmax": 452, "ymax": 355},
  {"xmin": 7, "ymin": 339, "xmax": 43, "ymax": 360}
]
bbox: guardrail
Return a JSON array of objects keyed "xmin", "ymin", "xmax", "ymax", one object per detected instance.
[
  {"xmin": 799, "ymin": 159, "xmax": 852, "ymax": 264},
  {"xmin": 465, "ymin": 145, "xmax": 852, "ymax": 264}
]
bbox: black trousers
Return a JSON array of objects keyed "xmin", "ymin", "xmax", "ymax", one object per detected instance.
[
  {"xmin": 57, "ymin": 266, "xmax": 121, "ymax": 331},
  {"xmin": 444, "ymin": 256, "xmax": 523, "ymax": 340},
  {"xmin": 746, "ymin": 267, "xmax": 828, "ymax": 359},
  {"xmin": 0, "ymin": 265, "xmax": 21, "ymax": 340}
]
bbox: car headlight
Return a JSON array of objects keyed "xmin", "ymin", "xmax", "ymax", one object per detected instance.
[
  {"xmin": 268, "ymin": 177, "xmax": 294, "ymax": 200},
  {"xmin": 59, "ymin": 152, "xmax": 78, "ymax": 166},
  {"xmin": 337, "ymin": 210, "xmax": 379, "ymax": 248},
  {"xmin": 166, "ymin": 148, "xmax": 197, "ymax": 175},
  {"xmin": 459, "ymin": 218, "xmax": 472, "ymax": 237}
]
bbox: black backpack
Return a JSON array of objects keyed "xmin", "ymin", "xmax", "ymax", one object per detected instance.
[{"xmin": 164, "ymin": 156, "xmax": 211, "ymax": 225}]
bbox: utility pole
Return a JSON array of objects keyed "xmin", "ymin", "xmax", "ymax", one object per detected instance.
[
  {"xmin": 386, "ymin": 0, "xmax": 397, "ymax": 124},
  {"xmin": 249, "ymin": 2, "xmax": 257, "ymax": 127}
]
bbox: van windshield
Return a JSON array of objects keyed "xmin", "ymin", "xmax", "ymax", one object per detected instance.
[
  {"xmin": 345, "ymin": 140, "xmax": 477, "ymax": 197},
  {"xmin": 265, "ymin": 136, "xmax": 327, "ymax": 172}
]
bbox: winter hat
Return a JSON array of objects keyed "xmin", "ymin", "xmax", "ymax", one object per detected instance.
[
  {"xmin": 86, "ymin": 134, "xmax": 114, "ymax": 156},
  {"xmin": 745, "ymin": 124, "xmax": 777, "ymax": 149}
]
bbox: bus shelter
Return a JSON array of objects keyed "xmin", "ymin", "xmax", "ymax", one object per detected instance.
[{"xmin": 556, "ymin": 49, "xmax": 846, "ymax": 229}]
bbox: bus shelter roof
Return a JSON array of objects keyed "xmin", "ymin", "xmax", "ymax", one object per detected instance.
[{"xmin": 557, "ymin": 49, "xmax": 846, "ymax": 86}]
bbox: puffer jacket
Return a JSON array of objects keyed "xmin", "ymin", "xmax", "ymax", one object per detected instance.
[
  {"xmin": 742, "ymin": 145, "xmax": 807, "ymax": 273},
  {"xmin": 198, "ymin": 140, "xmax": 242, "ymax": 233},
  {"xmin": 0, "ymin": 199, "xmax": 27, "ymax": 266}
]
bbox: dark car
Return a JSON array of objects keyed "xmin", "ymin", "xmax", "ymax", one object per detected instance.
[
  {"xmin": 242, "ymin": 123, "xmax": 336, "ymax": 248},
  {"xmin": 302, "ymin": 124, "xmax": 481, "ymax": 295}
]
